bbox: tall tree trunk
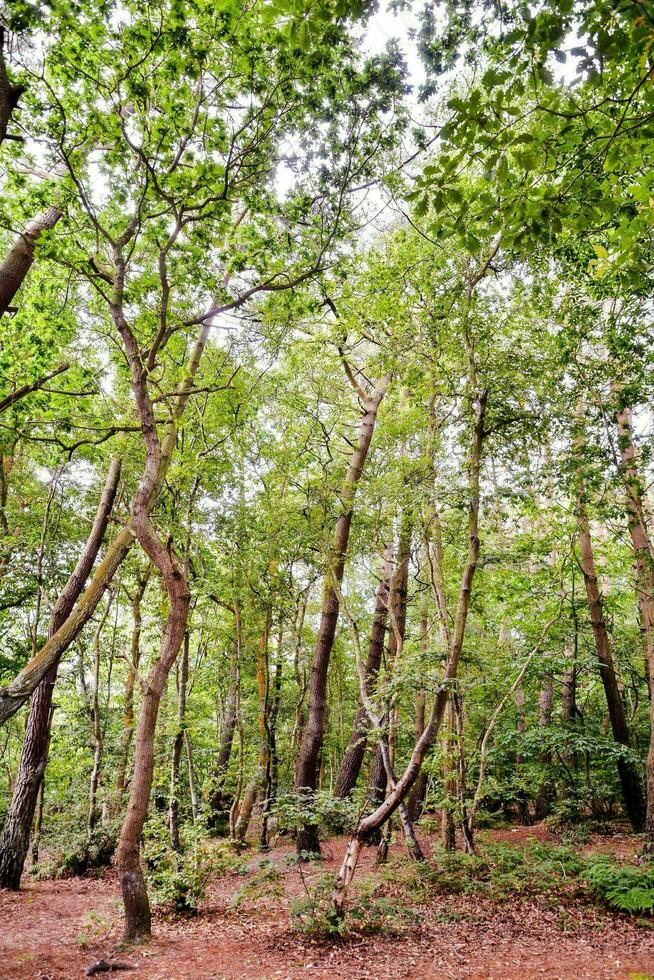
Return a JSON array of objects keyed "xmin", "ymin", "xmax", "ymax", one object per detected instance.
[
  {"xmin": 114, "ymin": 567, "xmax": 151, "ymax": 802},
  {"xmin": 575, "ymin": 422, "xmax": 646, "ymax": 831},
  {"xmin": 84, "ymin": 601, "xmax": 111, "ymax": 867},
  {"xmin": 0, "ymin": 458, "xmax": 121, "ymax": 890},
  {"xmin": 441, "ymin": 701, "xmax": 457, "ymax": 850},
  {"xmin": 113, "ymin": 278, "xmax": 213, "ymax": 942},
  {"xmin": 534, "ymin": 679, "xmax": 554, "ymax": 820},
  {"xmin": 514, "ymin": 686, "xmax": 532, "ymax": 826},
  {"xmin": 334, "ymin": 545, "xmax": 392, "ymax": 798},
  {"xmin": 169, "ymin": 632, "xmax": 190, "ymax": 854},
  {"xmin": 614, "ymin": 403, "xmax": 654, "ymax": 853},
  {"xmin": 207, "ymin": 604, "xmax": 241, "ymax": 830},
  {"xmin": 295, "ymin": 371, "xmax": 389, "ymax": 857},
  {"xmin": 261, "ymin": 626, "xmax": 283, "ymax": 850},
  {"xmin": 332, "ymin": 372, "xmax": 487, "ymax": 914},
  {"xmin": 235, "ymin": 611, "xmax": 271, "ymax": 845}
]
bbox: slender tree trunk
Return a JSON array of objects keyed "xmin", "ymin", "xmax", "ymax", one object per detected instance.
[
  {"xmin": 334, "ymin": 545, "xmax": 392, "ymax": 798},
  {"xmin": 576, "ymin": 457, "xmax": 646, "ymax": 831},
  {"xmin": 30, "ymin": 778, "xmax": 45, "ymax": 868},
  {"xmin": 261, "ymin": 626, "xmax": 283, "ymax": 850},
  {"xmin": 169, "ymin": 632, "xmax": 190, "ymax": 854},
  {"xmin": 295, "ymin": 372, "xmax": 389, "ymax": 857},
  {"xmin": 514, "ymin": 686, "xmax": 532, "ymax": 825},
  {"xmin": 208, "ymin": 606, "xmax": 241, "ymax": 830},
  {"xmin": 614, "ymin": 403, "xmax": 654, "ymax": 853},
  {"xmin": 115, "ymin": 567, "xmax": 151, "ymax": 802},
  {"xmin": 534, "ymin": 679, "xmax": 555, "ymax": 819},
  {"xmin": 0, "ymin": 458, "xmax": 121, "ymax": 890},
  {"xmin": 113, "ymin": 280, "xmax": 213, "ymax": 942},
  {"xmin": 235, "ymin": 611, "xmax": 271, "ymax": 845},
  {"xmin": 84, "ymin": 604, "xmax": 110, "ymax": 866},
  {"xmin": 441, "ymin": 701, "xmax": 457, "ymax": 850},
  {"xmin": 332, "ymin": 376, "xmax": 487, "ymax": 914}
]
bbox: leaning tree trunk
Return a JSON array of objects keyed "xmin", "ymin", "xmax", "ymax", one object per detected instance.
[
  {"xmin": 334, "ymin": 544, "xmax": 392, "ymax": 798},
  {"xmin": 0, "ymin": 457, "xmax": 121, "ymax": 890},
  {"xmin": 331, "ymin": 380, "xmax": 487, "ymax": 916},
  {"xmin": 295, "ymin": 371, "xmax": 389, "ymax": 857},
  {"xmin": 0, "ymin": 205, "xmax": 62, "ymax": 316},
  {"xmin": 576, "ymin": 472, "xmax": 646, "ymax": 832}
]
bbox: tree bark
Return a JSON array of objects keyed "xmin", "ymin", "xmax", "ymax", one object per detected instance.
[
  {"xmin": 576, "ymin": 446, "xmax": 646, "ymax": 832},
  {"xmin": 235, "ymin": 611, "xmax": 271, "ymax": 845},
  {"xmin": 207, "ymin": 604, "xmax": 241, "ymax": 829},
  {"xmin": 113, "ymin": 272, "xmax": 214, "ymax": 942},
  {"xmin": 114, "ymin": 567, "xmax": 151, "ymax": 802},
  {"xmin": 0, "ymin": 206, "xmax": 62, "ymax": 316},
  {"xmin": 169, "ymin": 632, "xmax": 190, "ymax": 854},
  {"xmin": 332, "ymin": 380, "xmax": 487, "ymax": 914},
  {"xmin": 614, "ymin": 403, "xmax": 654, "ymax": 853},
  {"xmin": 0, "ymin": 457, "xmax": 121, "ymax": 890},
  {"xmin": 295, "ymin": 371, "xmax": 389, "ymax": 857},
  {"xmin": 334, "ymin": 544, "xmax": 392, "ymax": 798},
  {"xmin": 0, "ymin": 28, "xmax": 25, "ymax": 147}
]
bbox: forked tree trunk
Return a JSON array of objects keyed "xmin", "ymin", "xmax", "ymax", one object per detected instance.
[
  {"xmin": 0, "ymin": 458, "xmax": 121, "ymax": 890},
  {"xmin": 295, "ymin": 371, "xmax": 389, "ymax": 857}
]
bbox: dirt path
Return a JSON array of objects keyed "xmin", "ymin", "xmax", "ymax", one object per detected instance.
[{"xmin": 1, "ymin": 830, "xmax": 653, "ymax": 979}]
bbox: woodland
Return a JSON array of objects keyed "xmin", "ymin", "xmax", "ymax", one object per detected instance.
[{"xmin": 2, "ymin": 1, "xmax": 654, "ymax": 977}]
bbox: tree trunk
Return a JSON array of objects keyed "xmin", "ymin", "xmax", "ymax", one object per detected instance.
[
  {"xmin": 514, "ymin": 686, "xmax": 532, "ymax": 826},
  {"xmin": 576, "ymin": 457, "xmax": 646, "ymax": 832},
  {"xmin": 332, "ymin": 378, "xmax": 487, "ymax": 914},
  {"xmin": 295, "ymin": 372, "xmax": 389, "ymax": 857},
  {"xmin": 0, "ymin": 206, "xmax": 62, "ymax": 316},
  {"xmin": 235, "ymin": 611, "xmax": 271, "ymax": 845},
  {"xmin": 84, "ymin": 603, "xmax": 110, "ymax": 867},
  {"xmin": 208, "ymin": 606, "xmax": 241, "ymax": 830},
  {"xmin": 114, "ymin": 567, "xmax": 151, "ymax": 802},
  {"xmin": 614, "ymin": 403, "xmax": 654, "ymax": 853},
  {"xmin": 334, "ymin": 545, "xmax": 392, "ymax": 798},
  {"xmin": 261, "ymin": 626, "xmax": 283, "ymax": 850},
  {"xmin": 113, "ymin": 280, "xmax": 212, "ymax": 942},
  {"xmin": 169, "ymin": 632, "xmax": 190, "ymax": 854},
  {"xmin": 0, "ymin": 458, "xmax": 121, "ymax": 890},
  {"xmin": 534, "ymin": 679, "xmax": 555, "ymax": 820}
]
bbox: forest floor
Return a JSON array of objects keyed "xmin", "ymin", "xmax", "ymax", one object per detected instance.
[{"xmin": 1, "ymin": 823, "xmax": 654, "ymax": 980}]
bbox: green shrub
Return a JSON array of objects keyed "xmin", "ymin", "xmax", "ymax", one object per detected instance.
[
  {"xmin": 143, "ymin": 817, "xmax": 243, "ymax": 913},
  {"xmin": 584, "ymin": 859, "xmax": 654, "ymax": 915},
  {"xmin": 291, "ymin": 873, "xmax": 420, "ymax": 937}
]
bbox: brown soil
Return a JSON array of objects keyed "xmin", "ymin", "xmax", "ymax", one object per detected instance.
[{"xmin": 1, "ymin": 827, "xmax": 653, "ymax": 980}]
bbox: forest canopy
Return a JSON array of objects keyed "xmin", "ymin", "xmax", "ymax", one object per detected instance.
[{"xmin": 1, "ymin": 0, "xmax": 654, "ymax": 973}]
